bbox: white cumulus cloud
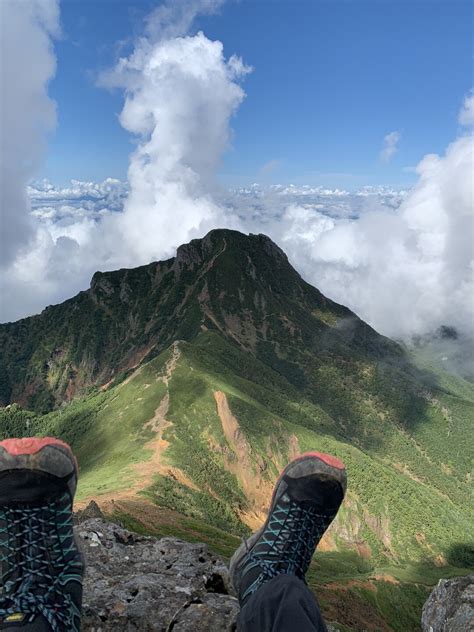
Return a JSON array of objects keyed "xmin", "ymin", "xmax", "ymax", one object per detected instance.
[
  {"xmin": 380, "ymin": 130, "xmax": 401, "ymax": 163},
  {"xmin": 267, "ymin": 129, "xmax": 473, "ymax": 339},
  {"xmin": 259, "ymin": 160, "xmax": 282, "ymax": 176},
  {"xmin": 144, "ymin": 0, "xmax": 224, "ymax": 41},
  {"xmin": 0, "ymin": 0, "xmax": 250, "ymax": 322},
  {"xmin": 0, "ymin": 0, "xmax": 60, "ymax": 266},
  {"xmin": 101, "ymin": 30, "xmax": 251, "ymax": 266},
  {"xmin": 458, "ymin": 90, "xmax": 474, "ymax": 127},
  {"xmin": 29, "ymin": 178, "xmax": 128, "ymax": 220}
]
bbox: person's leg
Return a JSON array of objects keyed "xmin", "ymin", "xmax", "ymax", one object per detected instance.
[
  {"xmin": 230, "ymin": 452, "xmax": 346, "ymax": 632},
  {"xmin": 0, "ymin": 438, "xmax": 83, "ymax": 631},
  {"xmin": 237, "ymin": 574, "xmax": 328, "ymax": 632}
]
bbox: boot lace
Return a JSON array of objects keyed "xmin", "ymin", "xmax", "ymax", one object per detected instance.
[
  {"xmin": 0, "ymin": 496, "xmax": 81, "ymax": 631},
  {"xmin": 240, "ymin": 497, "xmax": 334, "ymax": 602}
]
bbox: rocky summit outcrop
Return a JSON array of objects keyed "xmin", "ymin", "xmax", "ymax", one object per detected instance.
[
  {"xmin": 421, "ymin": 574, "xmax": 474, "ymax": 632},
  {"xmin": 76, "ymin": 515, "xmax": 343, "ymax": 632},
  {"xmin": 77, "ymin": 518, "xmax": 239, "ymax": 631}
]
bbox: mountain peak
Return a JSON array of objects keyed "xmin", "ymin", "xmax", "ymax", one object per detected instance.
[
  {"xmin": 0, "ymin": 228, "xmax": 396, "ymax": 411},
  {"xmin": 173, "ymin": 229, "xmax": 289, "ymax": 272},
  {"xmin": 89, "ymin": 230, "xmax": 288, "ymax": 292}
]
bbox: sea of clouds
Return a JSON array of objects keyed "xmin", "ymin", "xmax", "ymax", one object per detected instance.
[{"xmin": 1, "ymin": 0, "xmax": 473, "ymax": 355}]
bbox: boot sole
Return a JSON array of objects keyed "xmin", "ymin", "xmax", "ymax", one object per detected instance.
[
  {"xmin": 229, "ymin": 451, "xmax": 346, "ymax": 595},
  {"xmin": 0, "ymin": 437, "xmax": 78, "ymax": 504}
]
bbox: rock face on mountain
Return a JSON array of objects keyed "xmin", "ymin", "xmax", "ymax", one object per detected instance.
[
  {"xmin": 421, "ymin": 575, "xmax": 474, "ymax": 632},
  {"xmin": 78, "ymin": 517, "xmax": 239, "ymax": 631}
]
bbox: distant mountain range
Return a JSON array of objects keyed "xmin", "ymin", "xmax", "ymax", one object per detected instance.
[{"xmin": 1, "ymin": 229, "xmax": 472, "ymax": 631}]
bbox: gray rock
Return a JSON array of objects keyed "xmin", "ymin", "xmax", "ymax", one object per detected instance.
[
  {"xmin": 77, "ymin": 518, "xmax": 239, "ymax": 631},
  {"xmin": 77, "ymin": 517, "xmax": 345, "ymax": 631},
  {"xmin": 75, "ymin": 500, "xmax": 104, "ymax": 523},
  {"xmin": 422, "ymin": 574, "xmax": 474, "ymax": 632}
]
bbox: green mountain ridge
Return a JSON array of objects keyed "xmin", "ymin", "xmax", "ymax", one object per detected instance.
[
  {"xmin": 0, "ymin": 229, "xmax": 401, "ymax": 411},
  {"xmin": 1, "ymin": 229, "xmax": 473, "ymax": 630}
]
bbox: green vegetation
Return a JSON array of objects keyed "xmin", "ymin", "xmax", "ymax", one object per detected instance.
[
  {"xmin": 108, "ymin": 508, "xmax": 241, "ymax": 558},
  {"xmin": 2, "ymin": 333, "xmax": 471, "ymax": 567},
  {"xmin": 0, "ymin": 404, "xmax": 42, "ymax": 437},
  {"xmin": 145, "ymin": 474, "xmax": 248, "ymax": 534}
]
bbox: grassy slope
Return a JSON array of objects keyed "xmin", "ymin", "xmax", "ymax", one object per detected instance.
[{"xmin": 2, "ymin": 332, "xmax": 472, "ymax": 631}]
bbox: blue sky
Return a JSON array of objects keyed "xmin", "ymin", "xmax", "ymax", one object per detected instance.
[{"xmin": 43, "ymin": 0, "xmax": 473, "ymax": 188}]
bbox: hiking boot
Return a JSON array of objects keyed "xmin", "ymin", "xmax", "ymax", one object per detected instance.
[
  {"xmin": 229, "ymin": 451, "xmax": 346, "ymax": 605},
  {"xmin": 0, "ymin": 438, "xmax": 83, "ymax": 631}
]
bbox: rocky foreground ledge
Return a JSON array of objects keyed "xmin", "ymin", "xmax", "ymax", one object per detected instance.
[
  {"xmin": 77, "ymin": 517, "xmax": 239, "ymax": 631},
  {"xmin": 76, "ymin": 509, "xmax": 473, "ymax": 631}
]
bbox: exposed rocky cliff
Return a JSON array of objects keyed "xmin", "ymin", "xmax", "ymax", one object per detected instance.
[{"xmin": 422, "ymin": 574, "xmax": 474, "ymax": 632}]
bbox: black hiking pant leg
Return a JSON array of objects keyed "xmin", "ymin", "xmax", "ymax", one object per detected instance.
[{"xmin": 236, "ymin": 574, "xmax": 328, "ymax": 632}]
